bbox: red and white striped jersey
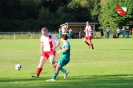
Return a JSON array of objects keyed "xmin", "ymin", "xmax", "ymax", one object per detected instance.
[
  {"xmin": 85, "ymin": 26, "xmax": 92, "ymax": 36},
  {"xmin": 40, "ymin": 33, "xmax": 59, "ymax": 52}
]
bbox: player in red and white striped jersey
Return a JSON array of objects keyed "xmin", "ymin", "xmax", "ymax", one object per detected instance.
[
  {"xmin": 84, "ymin": 21, "xmax": 94, "ymax": 49},
  {"xmin": 33, "ymin": 27, "xmax": 60, "ymax": 77}
]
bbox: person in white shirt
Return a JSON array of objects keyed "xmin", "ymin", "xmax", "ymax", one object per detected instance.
[
  {"xmin": 116, "ymin": 27, "xmax": 121, "ymax": 38},
  {"xmin": 83, "ymin": 21, "xmax": 94, "ymax": 49},
  {"xmin": 32, "ymin": 27, "xmax": 60, "ymax": 77}
]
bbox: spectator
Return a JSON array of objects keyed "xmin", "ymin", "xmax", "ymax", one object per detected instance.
[
  {"xmin": 106, "ymin": 27, "xmax": 110, "ymax": 38},
  {"xmin": 132, "ymin": 28, "xmax": 133, "ymax": 35},
  {"xmin": 113, "ymin": 33, "xmax": 117, "ymax": 38},
  {"xmin": 121, "ymin": 27, "xmax": 125, "ymax": 38},
  {"xmin": 58, "ymin": 28, "xmax": 62, "ymax": 38},
  {"xmin": 126, "ymin": 27, "xmax": 130, "ymax": 38},
  {"xmin": 79, "ymin": 32, "xmax": 81, "ymax": 39},
  {"xmin": 100, "ymin": 29, "xmax": 104, "ymax": 38},
  {"xmin": 69, "ymin": 28, "xmax": 73, "ymax": 39},
  {"xmin": 116, "ymin": 27, "xmax": 121, "ymax": 38}
]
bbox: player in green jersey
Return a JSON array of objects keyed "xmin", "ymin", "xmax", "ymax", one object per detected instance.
[{"xmin": 46, "ymin": 34, "xmax": 71, "ymax": 81}]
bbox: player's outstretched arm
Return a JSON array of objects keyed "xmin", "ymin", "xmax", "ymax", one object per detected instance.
[
  {"xmin": 57, "ymin": 46, "xmax": 69, "ymax": 53},
  {"xmin": 54, "ymin": 41, "xmax": 60, "ymax": 50}
]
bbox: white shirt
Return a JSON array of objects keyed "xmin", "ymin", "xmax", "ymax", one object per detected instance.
[
  {"xmin": 40, "ymin": 33, "xmax": 59, "ymax": 51},
  {"xmin": 106, "ymin": 28, "xmax": 110, "ymax": 32},
  {"xmin": 85, "ymin": 26, "xmax": 92, "ymax": 36},
  {"xmin": 117, "ymin": 28, "xmax": 120, "ymax": 33}
]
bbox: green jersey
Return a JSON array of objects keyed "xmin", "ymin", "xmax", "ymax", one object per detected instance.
[
  {"xmin": 62, "ymin": 41, "xmax": 70, "ymax": 58},
  {"xmin": 58, "ymin": 29, "xmax": 62, "ymax": 35}
]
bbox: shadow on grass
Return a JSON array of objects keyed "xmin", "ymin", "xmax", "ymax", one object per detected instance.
[
  {"xmin": 97, "ymin": 49, "xmax": 133, "ymax": 50},
  {"xmin": 0, "ymin": 74, "xmax": 133, "ymax": 88}
]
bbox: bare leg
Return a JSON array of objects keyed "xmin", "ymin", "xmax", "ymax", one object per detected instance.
[
  {"xmin": 88, "ymin": 40, "xmax": 94, "ymax": 49},
  {"xmin": 84, "ymin": 38, "xmax": 90, "ymax": 46},
  {"xmin": 38, "ymin": 56, "xmax": 47, "ymax": 68},
  {"xmin": 49, "ymin": 55, "xmax": 57, "ymax": 68}
]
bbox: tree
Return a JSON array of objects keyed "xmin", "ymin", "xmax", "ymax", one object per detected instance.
[
  {"xmin": 66, "ymin": 0, "xmax": 90, "ymax": 22},
  {"xmin": 20, "ymin": 0, "xmax": 42, "ymax": 19},
  {"xmin": 41, "ymin": 0, "xmax": 72, "ymax": 12},
  {"xmin": 0, "ymin": 0, "xmax": 99, "ymax": 32},
  {"xmin": 99, "ymin": 0, "xmax": 133, "ymax": 33},
  {"xmin": 99, "ymin": 0, "xmax": 120, "ymax": 33},
  {"xmin": 90, "ymin": 0, "xmax": 100, "ymax": 21}
]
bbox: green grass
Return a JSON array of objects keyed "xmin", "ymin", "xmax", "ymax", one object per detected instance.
[{"xmin": 0, "ymin": 38, "xmax": 133, "ymax": 88}]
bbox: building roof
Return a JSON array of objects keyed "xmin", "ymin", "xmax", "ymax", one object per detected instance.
[{"xmin": 60, "ymin": 22, "xmax": 98, "ymax": 26}]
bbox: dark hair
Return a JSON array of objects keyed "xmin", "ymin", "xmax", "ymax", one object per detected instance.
[{"xmin": 61, "ymin": 34, "xmax": 68, "ymax": 40}]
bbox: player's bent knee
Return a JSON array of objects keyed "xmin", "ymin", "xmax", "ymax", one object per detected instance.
[{"xmin": 53, "ymin": 63, "xmax": 57, "ymax": 68}]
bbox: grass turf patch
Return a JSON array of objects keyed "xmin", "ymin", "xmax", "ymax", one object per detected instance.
[{"xmin": 0, "ymin": 38, "xmax": 133, "ymax": 88}]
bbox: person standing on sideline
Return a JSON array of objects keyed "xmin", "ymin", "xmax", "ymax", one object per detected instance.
[
  {"xmin": 132, "ymin": 28, "xmax": 133, "ymax": 36},
  {"xmin": 58, "ymin": 28, "xmax": 62, "ymax": 38},
  {"xmin": 126, "ymin": 27, "xmax": 130, "ymax": 38},
  {"xmin": 121, "ymin": 27, "xmax": 125, "ymax": 38},
  {"xmin": 46, "ymin": 34, "xmax": 70, "ymax": 81},
  {"xmin": 83, "ymin": 21, "xmax": 94, "ymax": 49},
  {"xmin": 32, "ymin": 27, "xmax": 60, "ymax": 77},
  {"xmin": 100, "ymin": 29, "xmax": 104, "ymax": 38},
  {"xmin": 69, "ymin": 28, "xmax": 73, "ymax": 39},
  {"xmin": 106, "ymin": 27, "xmax": 110, "ymax": 38},
  {"xmin": 116, "ymin": 27, "xmax": 121, "ymax": 38},
  {"xmin": 62, "ymin": 26, "xmax": 69, "ymax": 37}
]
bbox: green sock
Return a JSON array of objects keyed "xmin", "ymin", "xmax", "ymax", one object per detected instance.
[
  {"xmin": 60, "ymin": 68, "xmax": 66, "ymax": 74},
  {"xmin": 52, "ymin": 73, "xmax": 57, "ymax": 79}
]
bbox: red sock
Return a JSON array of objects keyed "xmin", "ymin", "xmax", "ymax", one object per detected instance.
[
  {"xmin": 90, "ymin": 44, "xmax": 94, "ymax": 49},
  {"xmin": 36, "ymin": 68, "xmax": 42, "ymax": 76},
  {"xmin": 85, "ymin": 41, "xmax": 90, "ymax": 46}
]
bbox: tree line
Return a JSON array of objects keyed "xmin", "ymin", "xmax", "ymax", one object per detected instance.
[{"xmin": 0, "ymin": 0, "xmax": 133, "ymax": 32}]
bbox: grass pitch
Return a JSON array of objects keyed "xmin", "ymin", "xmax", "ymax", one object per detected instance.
[{"xmin": 0, "ymin": 38, "xmax": 133, "ymax": 88}]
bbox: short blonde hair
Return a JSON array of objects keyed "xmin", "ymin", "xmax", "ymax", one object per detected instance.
[{"xmin": 41, "ymin": 27, "xmax": 48, "ymax": 32}]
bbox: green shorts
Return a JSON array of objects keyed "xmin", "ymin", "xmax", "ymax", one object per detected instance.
[{"xmin": 58, "ymin": 56, "xmax": 70, "ymax": 67}]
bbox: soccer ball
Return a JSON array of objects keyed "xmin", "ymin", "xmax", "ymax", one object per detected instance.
[{"xmin": 15, "ymin": 64, "xmax": 22, "ymax": 70}]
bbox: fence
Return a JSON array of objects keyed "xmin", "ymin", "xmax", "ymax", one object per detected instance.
[
  {"xmin": 0, "ymin": 32, "xmax": 41, "ymax": 39},
  {"xmin": 0, "ymin": 31, "xmax": 132, "ymax": 39},
  {"xmin": 0, "ymin": 32, "xmax": 60, "ymax": 39}
]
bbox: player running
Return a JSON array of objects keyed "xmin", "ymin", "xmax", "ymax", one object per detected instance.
[
  {"xmin": 46, "ymin": 34, "xmax": 70, "ymax": 81},
  {"xmin": 84, "ymin": 21, "xmax": 94, "ymax": 49},
  {"xmin": 32, "ymin": 27, "xmax": 60, "ymax": 77}
]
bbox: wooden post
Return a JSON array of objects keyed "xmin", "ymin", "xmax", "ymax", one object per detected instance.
[
  {"xmin": 14, "ymin": 33, "xmax": 16, "ymax": 39},
  {"xmin": 30, "ymin": 33, "xmax": 32, "ymax": 39}
]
